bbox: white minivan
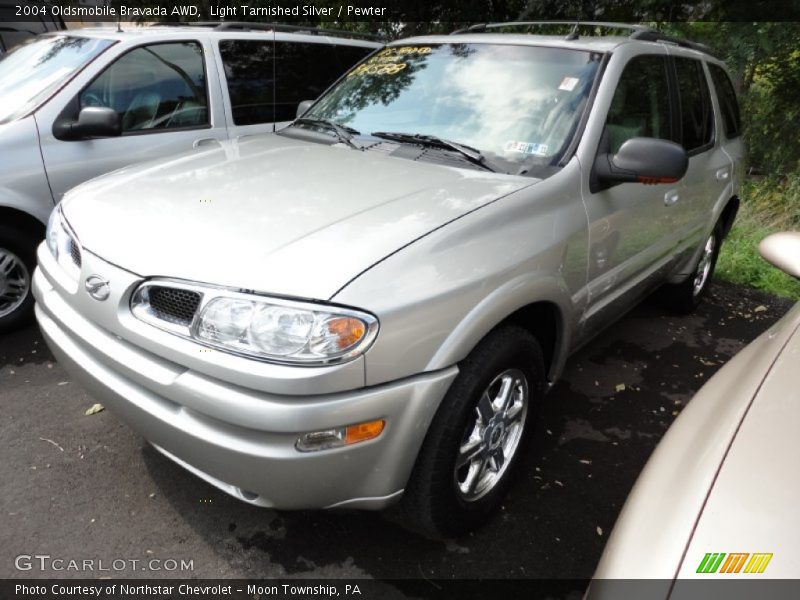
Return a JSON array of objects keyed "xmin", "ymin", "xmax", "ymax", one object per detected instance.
[{"xmin": 0, "ymin": 23, "xmax": 379, "ymax": 330}]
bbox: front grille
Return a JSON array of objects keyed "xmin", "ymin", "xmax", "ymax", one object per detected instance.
[
  {"xmin": 148, "ymin": 286, "xmax": 201, "ymax": 326},
  {"xmin": 69, "ymin": 238, "xmax": 82, "ymax": 267}
]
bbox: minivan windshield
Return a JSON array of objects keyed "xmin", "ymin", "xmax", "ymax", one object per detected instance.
[
  {"xmin": 0, "ymin": 35, "xmax": 114, "ymax": 124},
  {"xmin": 305, "ymin": 43, "xmax": 603, "ymax": 175}
]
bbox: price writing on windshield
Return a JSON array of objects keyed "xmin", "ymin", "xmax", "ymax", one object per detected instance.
[{"xmin": 348, "ymin": 46, "xmax": 432, "ymax": 77}]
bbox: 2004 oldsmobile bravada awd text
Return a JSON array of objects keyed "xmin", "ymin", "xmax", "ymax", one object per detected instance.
[{"xmin": 34, "ymin": 24, "xmax": 744, "ymax": 537}]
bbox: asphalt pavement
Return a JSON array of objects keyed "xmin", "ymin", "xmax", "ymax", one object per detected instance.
[{"xmin": 0, "ymin": 281, "xmax": 793, "ymax": 582}]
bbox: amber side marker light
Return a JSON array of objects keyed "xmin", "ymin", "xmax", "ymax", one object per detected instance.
[{"xmin": 296, "ymin": 419, "xmax": 386, "ymax": 452}]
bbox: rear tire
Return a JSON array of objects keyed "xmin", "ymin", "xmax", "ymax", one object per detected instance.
[
  {"xmin": 0, "ymin": 225, "xmax": 37, "ymax": 333},
  {"xmin": 399, "ymin": 325, "xmax": 545, "ymax": 538},
  {"xmin": 660, "ymin": 223, "xmax": 722, "ymax": 314}
]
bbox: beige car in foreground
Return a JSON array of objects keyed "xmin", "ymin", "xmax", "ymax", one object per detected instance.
[{"xmin": 591, "ymin": 232, "xmax": 800, "ymax": 592}]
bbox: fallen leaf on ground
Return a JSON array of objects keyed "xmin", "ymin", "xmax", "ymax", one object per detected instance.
[
  {"xmin": 754, "ymin": 305, "xmax": 767, "ymax": 313},
  {"xmin": 615, "ymin": 383, "xmax": 626, "ymax": 392},
  {"xmin": 39, "ymin": 437, "xmax": 64, "ymax": 452},
  {"xmin": 85, "ymin": 403, "xmax": 104, "ymax": 416},
  {"xmin": 597, "ymin": 526, "xmax": 603, "ymax": 536}
]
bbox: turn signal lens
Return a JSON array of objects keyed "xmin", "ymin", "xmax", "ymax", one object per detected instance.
[
  {"xmin": 327, "ymin": 317, "xmax": 367, "ymax": 350},
  {"xmin": 296, "ymin": 419, "xmax": 386, "ymax": 452},
  {"xmin": 345, "ymin": 419, "xmax": 385, "ymax": 445}
]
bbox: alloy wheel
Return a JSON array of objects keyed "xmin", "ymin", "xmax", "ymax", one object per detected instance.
[
  {"xmin": 454, "ymin": 368, "xmax": 529, "ymax": 502},
  {"xmin": 0, "ymin": 248, "xmax": 31, "ymax": 319},
  {"xmin": 692, "ymin": 233, "xmax": 717, "ymax": 297}
]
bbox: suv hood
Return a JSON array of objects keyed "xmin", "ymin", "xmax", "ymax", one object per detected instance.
[{"xmin": 62, "ymin": 134, "xmax": 533, "ymax": 300}]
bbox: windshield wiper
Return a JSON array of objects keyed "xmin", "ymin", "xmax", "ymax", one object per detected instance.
[
  {"xmin": 371, "ymin": 131, "xmax": 500, "ymax": 173},
  {"xmin": 291, "ymin": 117, "xmax": 361, "ymax": 149}
]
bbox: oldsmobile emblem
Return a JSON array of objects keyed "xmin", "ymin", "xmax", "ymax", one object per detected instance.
[{"xmin": 85, "ymin": 275, "xmax": 110, "ymax": 301}]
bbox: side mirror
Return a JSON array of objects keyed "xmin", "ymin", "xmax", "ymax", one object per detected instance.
[
  {"xmin": 296, "ymin": 100, "xmax": 314, "ymax": 119},
  {"xmin": 759, "ymin": 232, "xmax": 800, "ymax": 279},
  {"xmin": 54, "ymin": 107, "xmax": 121, "ymax": 140},
  {"xmin": 595, "ymin": 137, "xmax": 688, "ymax": 187}
]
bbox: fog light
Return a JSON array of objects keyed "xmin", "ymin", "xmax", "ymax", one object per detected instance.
[{"xmin": 296, "ymin": 419, "xmax": 385, "ymax": 452}]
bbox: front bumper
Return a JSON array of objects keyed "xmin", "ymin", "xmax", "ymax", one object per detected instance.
[{"xmin": 33, "ymin": 246, "xmax": 457, "ymax": 510}]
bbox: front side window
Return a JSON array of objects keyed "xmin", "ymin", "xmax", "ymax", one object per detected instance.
[
  {"xmin": 604, "ymin": 55, "xmax": 673, "ymax": 154},
  {"xmin": 305, "ymin": 43, "xmax": 603, "ymax": 174},
  {"xmin": 79, "ymin": 41, "xmax": 208, "ymax": 133},
  {"xmin": 708, "ymin": 63, "xmax": 741, "ymax": 139},
  {"xmin": 219, "ymin": 40, "xmax": 374, "ymax": 125},
  {"xmin": 0, "ymin": 35, "xmax": 114, "ymax": 124},
  {"xmin": 675, "ymin": 57, "xmax": 714, "ymax": 152}
]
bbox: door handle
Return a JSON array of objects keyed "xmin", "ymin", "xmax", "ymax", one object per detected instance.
[
  {"xmin": 193, "ymin": 137, "xmax": 219, "ymax": 149},
  {"xmin": 716, "ymin": 168, "xmax": 730, "ymax": 181},
  {"xmin": 664, "ymin": 190, "xmax": 680, "ymax": 206}
]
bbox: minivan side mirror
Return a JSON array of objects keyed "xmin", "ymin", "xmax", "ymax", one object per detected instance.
[
  {"xmin": 53, "ymin": 107, "xmax": 122, "ymax": 141},
  {"xmin": 296, "ymin": 100, "xmax": 314, "ymax": 119},
  {"xmin": 759, "ymin": 232, "xmax": 800, "ymax": 280},
  {"xmin": 595, "ymin": 137, "xmax": 688, "ymax": 187}
]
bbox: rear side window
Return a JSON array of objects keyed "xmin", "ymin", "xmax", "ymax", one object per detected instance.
[
  {"xmin": 80, "ymin": 42, "xmax": 208, "ymax": 133},
  {"xmin": 708, "ymin": 63, "xmax": 741, "ymax": 139},
  {"xmin": 605, "ymin": 55, "xmax": 674, "ymax": 154},
  {"xmin": 219, "ymin": 40, "xmax": 373, "ymax": 125},
  {"xmin": 674, "ymin": 57, "xmax": 714, "ymax": 152}
]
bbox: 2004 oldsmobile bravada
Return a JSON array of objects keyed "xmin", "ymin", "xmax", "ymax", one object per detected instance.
[{"xmin": 34, "ymin": 23, "xmax": 743, "ymax": 537}]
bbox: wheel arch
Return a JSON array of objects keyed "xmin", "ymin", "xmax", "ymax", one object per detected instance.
[
  {"xmin": 0, "ymin": 206, "xmax": 46, "ymax": 237},
  {"xmin": 501, "ymin": 301, "xmax": 563, "ymax": 381},
  {"xmin": 668, "ymin": 194, "xmax": 740, "ymax": 283},
  {"xmin": 718, "ymin": 195, "xmax": 739, "ymax": 239},
  {"xmin": 424, "ymin": 275, "xmax": 572, "ymax": 384}
]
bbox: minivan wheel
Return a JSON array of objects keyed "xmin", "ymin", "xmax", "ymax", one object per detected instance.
[
  {"xmin": 0, "ymin": 225, "xmax": 37, "ymax": 333},
  {"xmin": 399, "ymin": 325, "xmax": 545, "ymax": 538},
  {"xmin": 660, "ymin": 224, "xmax": 722, "ymax": 314}
]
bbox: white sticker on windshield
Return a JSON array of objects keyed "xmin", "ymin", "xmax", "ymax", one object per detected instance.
[
  {"xmin": 504, "ymin": 141, "xmax": 549, "ymax": 156},
  {"xmin": 559, "ymin": 76, "xmax": 580, "ymax": 91}
]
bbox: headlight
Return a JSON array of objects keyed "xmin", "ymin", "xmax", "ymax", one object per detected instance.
[
  {"xmin": 45, "ymin": 207, "xmax": 81, "ymax": 280},
  {"xmin": 131, "ymin": 281, "xmax": 379, "ymax": 366},
  {"xmin": 195, "ymin": 296, "xmax": 377, "ymax": 363}
]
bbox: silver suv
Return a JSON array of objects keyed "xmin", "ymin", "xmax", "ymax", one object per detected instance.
[
  {"xmin": 0, "ymin": 23, "xmax": 378, "ymax": 330},
  {"xmin": 33, "ymin": 23, "xmax": 743, "ymax": 537}
]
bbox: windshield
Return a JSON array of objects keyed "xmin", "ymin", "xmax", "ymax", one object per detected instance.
[
  {"xmin": 0, "ymin": 35, "xmax": 115, "ymax": 124},
  {"xmin": 306, "ymin": 43, "xmax": 603, "ymax": 174}
]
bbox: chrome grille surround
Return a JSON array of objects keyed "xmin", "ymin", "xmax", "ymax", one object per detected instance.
[{"xmin": 130, "ymin": 280, "xmax": 204, "ymax": 336}]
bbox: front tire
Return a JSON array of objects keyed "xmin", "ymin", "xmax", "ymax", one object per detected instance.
[
  {"xmin": 660, "ymin": 224, "xmax": 722, "ymax": 314},
  {"xmin": 0, "ymin": 225, "xmax": 37, "ymax": 333},
  {"xmin": 399, "ymin": 325, "xmax": 545, "ymax": 538}
]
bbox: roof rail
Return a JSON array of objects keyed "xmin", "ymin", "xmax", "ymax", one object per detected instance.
[
  {"xmin": 451, "ymin": 21, "xmax": 655, "ymax": 36},
  {"xmin": 149, "ymin": 21, "xmax": 384, "ymax": 42},
  {"xmin": 629, "ymin": 29, "xmax": 720, "ymax": 58},
  {"xmin": 450, "ymin": 21, "xmax": 719, "ymax": 57}
]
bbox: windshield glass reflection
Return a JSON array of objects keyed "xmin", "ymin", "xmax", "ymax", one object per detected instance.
[
  {"xmin": 0, "ymin": 35, "xmax": 115, "ymax": 124},
  {"xmin": 308, "ymin": 43, "xmax": 603, "ymax": 174}
]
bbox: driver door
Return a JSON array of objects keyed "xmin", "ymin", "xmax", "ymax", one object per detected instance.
[
  {"xmin": 38, "ymin": 39, "xmax": 228, "ymax": 202},
  {"xmin": 579, "ymin": 53, "xmax": 683, "ymax": 339}
]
